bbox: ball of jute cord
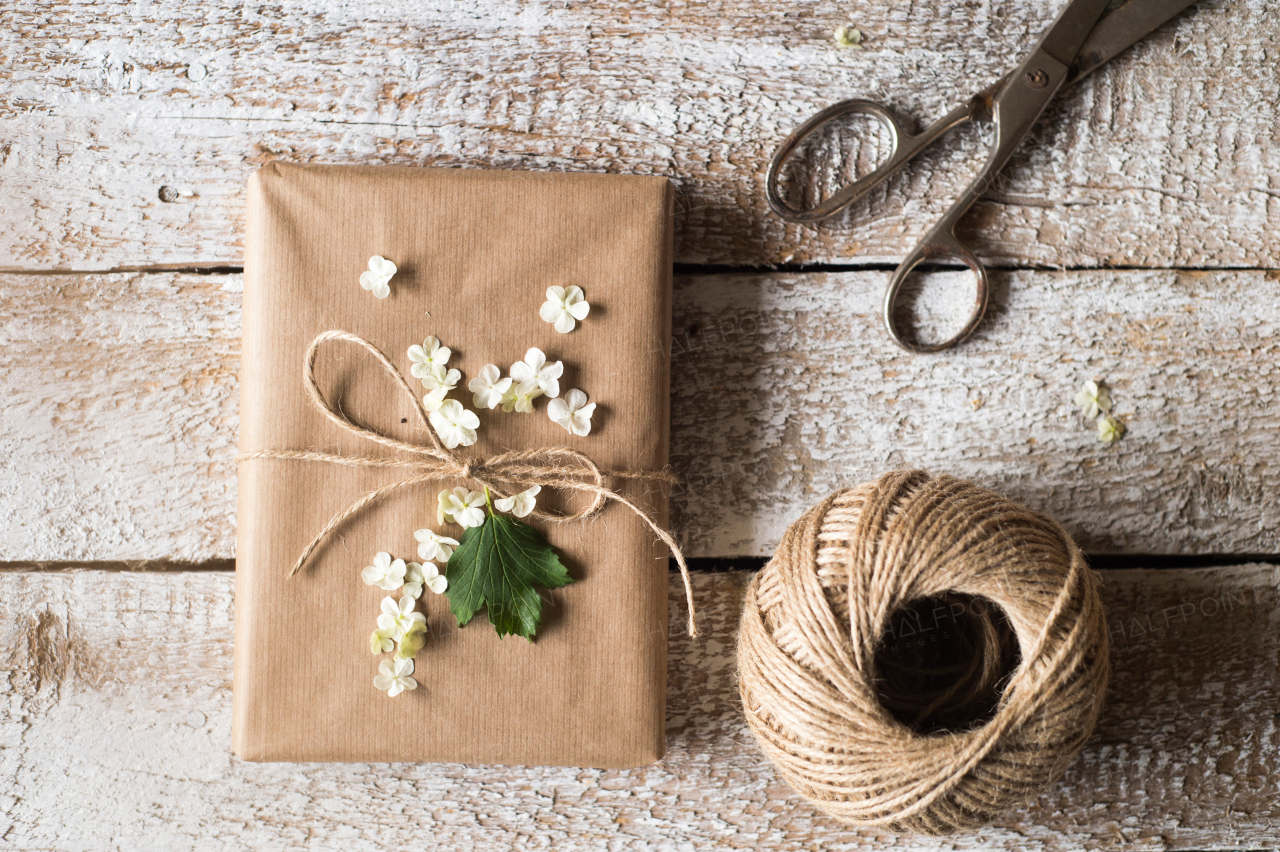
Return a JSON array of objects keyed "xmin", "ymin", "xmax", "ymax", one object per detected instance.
[{"xmin": 736, "ymin": 470, "xmax": 1109, "ymax": 834}]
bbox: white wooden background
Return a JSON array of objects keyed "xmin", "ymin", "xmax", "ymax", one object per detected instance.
[{"xmin": 2, "ymin": 0, "xmax": 1278, "ymax": 848}]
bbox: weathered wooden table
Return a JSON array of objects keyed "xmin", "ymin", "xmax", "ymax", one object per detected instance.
[{"xmin": 2, "ymin": 1, "xmax": 1277, "ymax": 849}]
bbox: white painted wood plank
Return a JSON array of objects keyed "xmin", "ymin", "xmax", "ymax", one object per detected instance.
[
  {"xmin": 0, "ymin": 0, "xmax": 1274, "ymax": 269},
  {"xmin": 3, "ymin": 268, "xmax": 1279, "ymax": 562},
  {"xmin": 1, "ymin": 566, "xmax": 1276, "ymax": 850}
]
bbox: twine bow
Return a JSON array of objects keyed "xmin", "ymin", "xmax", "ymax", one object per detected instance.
[{"xmin": 238, "ymin": 330, "xmax": 697, "ymax": 637}]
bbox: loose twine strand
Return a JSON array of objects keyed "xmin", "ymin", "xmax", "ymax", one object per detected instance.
[
  {"xmin": 238, "ymin": 330, "xmax": 698, "ymax": 637},
  {"xmin": 736, "ymin": 470, "xmax": 1109, "ymax": 834}
]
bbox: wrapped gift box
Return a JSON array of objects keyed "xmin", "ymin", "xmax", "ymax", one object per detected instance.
[{"xmin": 234, "ymin": 162, "xmax": 674, "ymax": 767}]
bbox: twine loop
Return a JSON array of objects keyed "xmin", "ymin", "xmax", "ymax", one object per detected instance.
[
  {"xmin": 239, "ymin": 330, "xmax": 697, "ymax": 636},
  {"xmin": 736, "ymin": 470, "xmax": 1109, "ymax": 833}
]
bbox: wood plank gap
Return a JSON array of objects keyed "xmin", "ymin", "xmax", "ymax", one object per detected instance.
[
  {"xmin": 0, "ymin": 264, "xmax": 246, "ymax": 276},
  {"xmin": 4, "ymin": 556, "xmax": 1278, "ymax": 575},
  {"xmin": 0, "ymin": 559, "xmax": 236, "ymax": 573},
  {"xmin": 3, "ymin": 262, "xmax": 1277, "ymax": 278}
]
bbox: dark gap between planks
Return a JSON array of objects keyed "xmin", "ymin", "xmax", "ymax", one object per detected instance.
[
  {"xmin": 1, "ymin": 555, "xmax": 1278, "ymax": 573},
  {"xmin": 7, "ymin": 262, "xmax": 1280, "ymax": 277}
]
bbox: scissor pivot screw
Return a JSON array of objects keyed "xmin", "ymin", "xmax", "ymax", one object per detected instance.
[{"xmin": 1025, "ymin": 69, "xmax": 1049, "ymax": 89}]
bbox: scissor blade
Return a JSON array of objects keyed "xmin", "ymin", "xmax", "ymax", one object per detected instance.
[
  {"xmin": 1036, "ymin": 0, "xmax": 1114, "ymax": 68},
  {"xmin": 1067, "ymin": 0, "xmax": 1202, "ymax": 84}
]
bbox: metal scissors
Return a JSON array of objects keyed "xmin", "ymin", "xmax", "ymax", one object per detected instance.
[{"xmin": 766, "ymin": 0, "xmax": 1203, "ymax": 353}]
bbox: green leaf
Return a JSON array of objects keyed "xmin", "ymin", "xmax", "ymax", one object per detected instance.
[{"xmin": 444, "ymin": 513, "xmax": 573, "ymax": 640}]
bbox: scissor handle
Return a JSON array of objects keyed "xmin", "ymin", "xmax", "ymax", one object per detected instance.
[
  {"xmin": 883, "ymin": 230, "xmax": 989, "ymax": 354},
  {"xmin": 766, "ymin": 97, "xmax": 980, "ymax": 225}
]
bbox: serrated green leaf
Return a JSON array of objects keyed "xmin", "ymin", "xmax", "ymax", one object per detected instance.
[{"xmin": 444, "ymin": 513, "xmax": 573, "ymax": 640}]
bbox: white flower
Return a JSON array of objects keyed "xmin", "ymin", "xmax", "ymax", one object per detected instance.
[
  {"xmin": 407, "ymin": 336, "xmax": 452, "ymax": 381},
  {"xmin": 547, "ymin": 388, "xmax": 596, "ymax": 437},
  {"xmin": 401, "ymin": 561, "xmax": 425, "ymax": 599},
  {"xmin": 415, "ymin": 527, "xmax": 460, "ymax": 563},
  {"xmin": 540, "ymin": 285, "xmax": 590, "ymax": 333},
  {"xmin": 510, "ymin": 348, "xmax": 563, "ymax": 399},
  {"xmin": 395, "ymin": 621, "xmax": 428, "ymax": 661},
  {"xmin": 834, "ymin": 25, "xmax": 862, "ymax": 47},
  {"xmin": 361, "ymin": 552, "xmax": 407, "ymax": 591},
  {"xmin": 422, "ymin": 366, "xmax": 461, "ymax": 395},
  {"xmin": 421, "ymin": 367, "xmax": 461, "ymax": 413},
  {"xmin": 369, "ymin": 627, "xmax": 395, "ymax": 654},
  {"xmin": 495, "ymin": 485, "xmax": 541, "ymax": 518},
  {"xmin": 399, "ymin": 562, "xmax": 448, "ymax": 599},
  {"xmin": 428, "ymin": 399, "xmax": 480, "ymax": 449},
  {"xmin": 1097, "ymin": 415, "xmax": 1125, "ymax": 444},
  {"xmin": 469, "ymin": 364, "xmax": 513, "ymax": 410},
  {"xmin": 437, "ymin": 486, "xmax": 486, "ymax": 528},
  {"xmin": 359, "ymin": 256, "xmax": 396, "ymax": 299},
  {"xmin": 377, "ymin": 595, "xmax": 427, "ymax": 640},
  {"xmin": 423, "ymin": 387, "xmax": 449, "ymax": 412},
  {"xmin": 1074, "ymin": 380, "xmax": 1112, "ymax": 419},
  {"xmin": 374, "ymin": 657, "xmax": 417, "ymax": 697},
  {"xmin": 501, "ymin": 383, "xmax": 538, "ymax": 413},
  {"xmin": 420, "ymin": 562, "xmax": 448, "ymax": 595}
]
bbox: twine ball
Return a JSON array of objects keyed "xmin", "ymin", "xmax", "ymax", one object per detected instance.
[{"xmin": 737, "ymin": 470, "xmax": 1109, "ymax": 834}]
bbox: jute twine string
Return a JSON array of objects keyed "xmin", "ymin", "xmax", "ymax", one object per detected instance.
[
  {"xmin": 238, "ymin": 330, "xmax": 698, "ymax": 637},
  {"xmin": 736, "ymin": 470, "xmax": 1109, "ymax": 834}
]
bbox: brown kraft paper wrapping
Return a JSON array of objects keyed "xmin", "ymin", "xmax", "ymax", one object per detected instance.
[{"xmin": 234, "ymin": 162, "xmax": 674, "ymax": 767}]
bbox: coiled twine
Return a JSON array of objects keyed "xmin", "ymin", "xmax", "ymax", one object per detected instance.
[{"xmin": 737, "ymin": 471, "xmax": 1109, "ymax": 834}]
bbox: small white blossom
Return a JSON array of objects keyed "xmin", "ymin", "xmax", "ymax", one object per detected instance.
[
  {"xmin": 1074, "ymin": 380, "xmax": 1112, "ymax": 419},
  {"xmin": 548, "ymin": 388, "xmax": 596, "ymax": 437},
  {"xmin": 401, "ymin": 561, "xmax": 426, "ymax": 599},
  {"xmin": 510, "ymin": 348, "xmax": 563, "ymax": 399},
  {"xmin": 374, "ymin": 657, "xmax": 417, "ymax": 697},
  {"xmin": 421, "ymin": 366, "xmax": 461, "ymax": 413},
  {"xmin": 834, "ymin": 25, "xmax": 862, "ymax": 47},
  {"xmin": 1097, "ymin": 415, "xmax": 1125, "ymax": 444},
  {"xmin": 495, "ymin": 485, "xmax": 541, "ymax": 518},
  {"xmin": 361, "ymin": 551, "xmax": 407, "ymax": 591},
  {"xmin": 422, "ymin": 366, "xmax": 461, "ymax": 395},
  {"xmin": 359, "ymin": 256, "xmax": 396, "ymax": 299},
  {"xmin": 399, "ymin": 562, "xmax": 448, "ymax": 598},
  {"xmin": 540, "ymin": 285, "xmax": 590, "ymax": 333},
  {"xmin": 469, "ymin": 364, "xmax": 513, "ymax": 410},
  {"xmin": 501, "ymin": 383, "xmax": 538, "ymax": 413},
  {"xmin": 420, "ymin": 562, "xmax": 448, "ymax": 595},
  {"xmin": 407, "ymin": 336, "xmax": 452, "ymax": 381},
  {"xmin": 423, "ymin": 387, "xmax": 450, "ymax": 412},
  {"xmin": 415, "ymin": 527, "xmax": 460, "ymax": 563},
  {"xmin": 369, "ymin": 627, "xmax": 395, "ymax": 655},
  {"xmin": 395, "ymin": 621, "xmax": 428, "ymax": 661},
  {"xmin": 377, "ymin": 595, "xmax": 426, "ymax": 640},
  {"xmin": 428, "ymin": 399, "xmax": 480, "ymax": 449},
  {"xmin": 437, "ymin": 486, "xmax": 486, "ymax": 528}
]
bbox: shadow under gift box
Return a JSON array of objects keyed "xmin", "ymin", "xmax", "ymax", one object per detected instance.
[{"xmin": 234, "ymin": 162, "xmax": 674, "ymax": 767}]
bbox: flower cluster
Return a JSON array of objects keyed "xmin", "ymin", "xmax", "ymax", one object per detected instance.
[
  {"xmin": 1073, "ymin": 379, "xmax": 1125, "ymax": 444},
  {"xmin": 405, "ymin": 336, "xmax": 480, "ymax": 449},
  {"xmin": 409, "ymin": 338, "xmax": 598, "ymax": 443},
  {"xmin": 435, "ymin": 484, "xmax": 540, "ymax": 529},
  {"xmin": 361, "ymin": 259, "xmax": 599, "ymax": 440},
  {"xmin": 363, "ymin": 550, "xmax": 449, "ymax": 697}
]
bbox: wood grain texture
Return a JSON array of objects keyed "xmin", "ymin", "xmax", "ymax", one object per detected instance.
[
  {"xmin": 0, "ymin": 566, "xmax": 1276, "ymax": 850},
  {"xmin": 4, "ymin": 268, "xmax": 1280, "ymax": 562},
  {"xmin": 0, "ymin": 0, "xmax": 1276, "ymax": 269}
]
